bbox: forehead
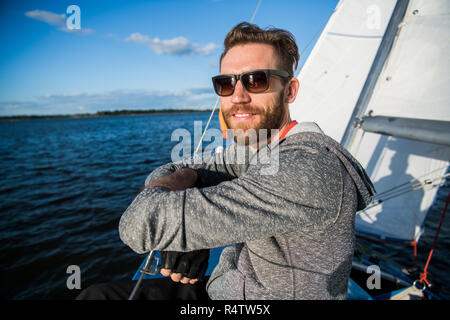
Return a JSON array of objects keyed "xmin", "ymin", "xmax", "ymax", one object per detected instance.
[{"xmin": 220, "ymin": 43, "xmax": 279, "ymax": 74}]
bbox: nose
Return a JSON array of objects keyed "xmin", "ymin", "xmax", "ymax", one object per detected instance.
[{"xmin": 231, "ymin": 79, "xmax": 251, "ymax": 104}]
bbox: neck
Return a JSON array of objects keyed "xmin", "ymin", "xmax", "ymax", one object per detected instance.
[
  {"xmin": 271, "ymin": 114, "xmax": 293, "ymax": 143},
  {"xmin": 248, "ymin": 112, "xmax": 293, "ymax": 152}
]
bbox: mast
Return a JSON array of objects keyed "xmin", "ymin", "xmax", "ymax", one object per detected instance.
[{"xmin": 340, "ymin": 0, "xmax": 410, "ymax": 149}]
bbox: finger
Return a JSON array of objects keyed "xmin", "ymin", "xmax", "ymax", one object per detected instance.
[
  {"xmin": 189, "ymin": 279, "xmax": 198, "ymax": 285},
  {"xmin": 187, "ymin": 259, "xmax": 208, "ymax": 280},
  {"xmin": 180, "ymin": 277, "xmax": 191, "ymax": 284},
  {"xmin": 160, "ymin": 268, "xmax": 172, "ymax": 277},
  {"xmin": 184, "ymin": 250, "xmax": 209, "ymax": 279},
  {"xmin": 161, "ymin": 252, "xmax": 178, "ymax": 270},
  {"xmin": 170, "ymin": 273, "xmax": 182, "ymax": 282},
  {"xmin": 174, "ymin": 260, "xmax": 189, "ymax": 276}
]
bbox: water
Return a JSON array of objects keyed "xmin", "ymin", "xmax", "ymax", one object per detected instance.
[{"xmin": 0, "ymin": 113, "xmax": 448, "ymax": 299}]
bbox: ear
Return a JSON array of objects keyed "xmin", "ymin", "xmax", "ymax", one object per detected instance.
[{"xmin": 284, "ymin": 77, "xmax": 299, "ymax": 104}]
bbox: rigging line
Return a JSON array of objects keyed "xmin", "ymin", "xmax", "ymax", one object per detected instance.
[
  {"xmin": 250, "ymin": 0, "xmax": 262, "ymax": 24},
  {"xmin": 194, "ymin": 0, "xmax": 263, "ymax": 155},
  {"xmin": 418, "ymin": 191, "xmax": 450, "ymax": 287},
  {"xmin": 295, "ymin": 6, "xmax": 337, "ymax": 77},
  {"xmin": 194, "ymin": 97, "xmax": 219, "ymax": 155},
  {"xmin": 386, "ymin": 177, "xmax": 444, "ymax": 200},
  {"xmin": 359, "ymin": 175, "xmax": 447, "ymax": 211},
  {"xmin": 358, "ymin": 179, "xmax": 443, "ymax": 213},
  {"xmin": 373, "ymin": 166, "xmax": 449, "ymax": 196},
  {"xmin": 374, "ymin": 170, "xmax": 450, "ymax": 198},
  {"xmin": 373, "ymin": 173, "xmax": 449, "ymax": 200},
  {"xmin": 378, "ymin": 181, "xmax": 440, "ymax": 203}
]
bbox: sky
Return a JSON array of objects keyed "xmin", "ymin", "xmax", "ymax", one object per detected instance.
[{"xmin": 0, "ymin": 0, "xmax": 339, "ymax": 116}]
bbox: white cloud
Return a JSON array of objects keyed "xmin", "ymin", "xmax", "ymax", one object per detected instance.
[
  {"xmin": 25, "ymin": 10, "xmax": 65, "ymax": 26},
  {"xmin": 0, "ymin": 87, "xmax": 217, "ymax": 116},
  {"xmin": 25, "ymin": 9, "xmax": 94, "ymax": 35},
  {"xmin": 195, "ymin": 42, "xmax": 219, "ymax": 55},
  {"xmin": 125, "ymin": 32, "xmax": 218, "ymax": 56}
]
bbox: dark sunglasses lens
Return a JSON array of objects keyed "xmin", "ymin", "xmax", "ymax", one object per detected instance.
[
  {"xmin": 243, "ymin": 71, "xmax": 268, "ymax": 93},
  {"xmin": 214, "ymin": 77, "xmax": 235, "ymax": 96}
]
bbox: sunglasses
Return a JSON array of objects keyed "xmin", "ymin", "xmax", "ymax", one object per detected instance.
[{"xmin": 212, "ymin": 69, "xmax": 291, "ymax": 97}]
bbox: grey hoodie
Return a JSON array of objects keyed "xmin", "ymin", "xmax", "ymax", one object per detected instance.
[{"xmin": 119, "ymin": 122, "xmax": 375, "ymax": 300}]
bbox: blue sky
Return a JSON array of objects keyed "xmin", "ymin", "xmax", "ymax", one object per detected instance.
[{"xmin": 0, "ymin": 0, "xmax": 338, "ymax": 116}]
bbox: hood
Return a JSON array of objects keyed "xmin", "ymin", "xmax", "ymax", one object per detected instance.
[{"xmin": 284, "ymin": 122, "xmax": 376, "ymax": 211}]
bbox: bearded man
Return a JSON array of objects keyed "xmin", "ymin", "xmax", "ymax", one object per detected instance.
[{"xmin": 77, "ymin": 22, "xmax": 374, "ymax": 300}]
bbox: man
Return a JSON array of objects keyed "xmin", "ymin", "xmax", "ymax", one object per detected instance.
[{"xmin": 77, "ymin": 22, "xmax": 375, "ymax": 300}]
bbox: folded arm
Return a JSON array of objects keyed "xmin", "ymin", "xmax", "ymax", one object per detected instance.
[{"xmin": 119, "ymin": 145, "xmax": 344, "ymax": 254}]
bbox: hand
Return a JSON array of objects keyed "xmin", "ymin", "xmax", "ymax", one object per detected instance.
[
  {"xmin": 160, "ymin": 250, "xmax": 210, "ymax": 284},
  {"xmin": 144, "ymin": 168, "xmax": 198, "ymax": 191}
]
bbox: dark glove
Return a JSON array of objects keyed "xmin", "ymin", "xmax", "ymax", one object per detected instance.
[{"xmin": 160, "ymin": 249, "xmax": 210, "ymax": 280}]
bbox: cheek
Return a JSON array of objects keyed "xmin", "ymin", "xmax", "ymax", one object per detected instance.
[
  {"xmin": 258, "ymin": 93, "xmax": 279, "ymax": 110},
  {"xmin": 248, "ymin": 94, "xmax": 275, "ymax": 109},
  {"xmin": 220, "ymin": 99, "xmax": 234, "ymax": 117}
]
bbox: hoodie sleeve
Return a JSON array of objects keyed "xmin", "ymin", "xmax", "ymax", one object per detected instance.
[
  {"xmin": 144, "ymin": 145, "xmax": 242, "ymax": 188},
  {"xmin": 119, "ymin": 142, "xmax": 347, "ymax": 253}
]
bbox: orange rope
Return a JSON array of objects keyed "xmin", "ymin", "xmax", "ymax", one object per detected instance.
[{"xmin": 419, "ymin": 191, "xmax": 450, "ymax": 287}]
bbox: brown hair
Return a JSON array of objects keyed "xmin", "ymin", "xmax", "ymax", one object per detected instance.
[{"xmin": 220, "ymin": 22, "xmax": 300, "ymax": 77}]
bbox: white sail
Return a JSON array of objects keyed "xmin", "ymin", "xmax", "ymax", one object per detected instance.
[
  {"xmin": 290, "ymin": 0, "xmax": 396, "ymax": 142},
  {"xmin": 365, "ymin": 0, "xmax": 450, "ymax": 122},
  {"xmin": 290, "ymin": 0, "xmax": 450, "ymax": 243}
]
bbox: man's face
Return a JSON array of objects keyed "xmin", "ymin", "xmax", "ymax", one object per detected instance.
[{"xmin": 220, "ymin": 43, "xmax": 287, "ymax": 145}]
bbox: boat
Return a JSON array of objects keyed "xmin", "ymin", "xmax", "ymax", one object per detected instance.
[{"xmin": 131, "ymin": 0, "xmax": 449, "ymax": 300}]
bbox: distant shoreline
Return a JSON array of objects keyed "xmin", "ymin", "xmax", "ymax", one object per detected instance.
[{"xmin": 0, "ymin": 109, "xmax": 218, "ymax": 121}]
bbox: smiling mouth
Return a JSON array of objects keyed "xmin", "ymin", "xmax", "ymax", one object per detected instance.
[{"xmin": 232, "ymin": 112, "xmax": 257, "ymax": 119}]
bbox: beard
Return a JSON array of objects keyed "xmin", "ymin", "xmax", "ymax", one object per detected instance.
[{"xmin": 223, "ymin": 90, "xmax": 286, "ymax": 146}]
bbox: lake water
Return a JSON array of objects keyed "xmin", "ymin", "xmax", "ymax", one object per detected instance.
[{"xmin": 0, "ymin": 113, "xmax": 448, "ymax": 299}]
